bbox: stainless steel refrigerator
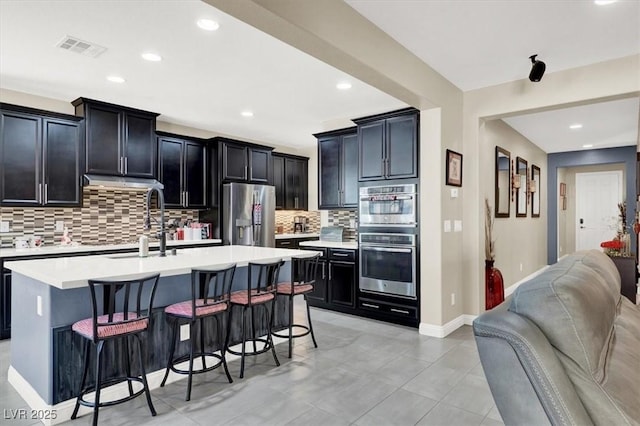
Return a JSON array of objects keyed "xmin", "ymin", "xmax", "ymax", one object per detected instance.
[{"xmin": 222, "ymin": 183, "xmax": 275, "ymax": 247}]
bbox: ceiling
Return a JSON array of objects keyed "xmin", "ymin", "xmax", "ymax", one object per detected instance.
[{"xmin": 1, "ymin": 0, "xmax": 639, "ymax": 152}]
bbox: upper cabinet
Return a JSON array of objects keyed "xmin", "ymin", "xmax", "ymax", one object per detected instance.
[
  {"xmin": 72, "ymin": 98, "xmax": 159, "ymax": 178},
  {"xmin": 315, "ymin": 127, "xmax": 358, "ymax": 210},
  {"xmin": 0, "ymin": 104, "xmax": 83, "ymax": 207},
  {"xmin": 353, "ymin": 108, "xmax": 419, "ymax": 181},
  {"xmin": 157, "ymin": 133, "xmax": 208, "ymax": 209},
  {"xmin": 273, "ymin": 153, "xmax": 308, "ymax": 210},
  {"xmin": 215, "ymin": 137, "xmax": 273, "ymax": 184}
]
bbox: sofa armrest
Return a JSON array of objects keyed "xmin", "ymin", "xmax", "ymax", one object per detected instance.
[{"xmin": 473, "ymin": 304, "xmax": 593, "ymax": 426}]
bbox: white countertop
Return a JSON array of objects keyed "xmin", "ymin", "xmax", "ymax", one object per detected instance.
[
  {"xmin": 0, "ymin": 239, "xmax": 221, "ymax": 259},
  {"xmin": 275, "ymin": 233, "xmax": 319, "ymax": 240},
  {"xmin": 5, "ymin": 245, "xmax": 321, "ymax": 290},
  {"xmin": 299, "ymin": 240, "xmax": 358, "ymax": 249}
]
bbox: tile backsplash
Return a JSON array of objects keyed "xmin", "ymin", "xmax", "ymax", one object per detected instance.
[
  {"xmin": 327, "ymin": 210, "xmax": 358, "ymax": 241},
  {"xmin": 0, "ymin": 188, "xmax": 198, "ymax": 248},
  {"xmin": 274, "ymin": 210, "xmax": 320, "ymax": 234}
]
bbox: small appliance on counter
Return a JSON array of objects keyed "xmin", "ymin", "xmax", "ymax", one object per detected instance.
[
  {"xmin": 319, "ymin": 226, "xmax": 344, "ymax": 242},
  {"xmin": 293, "ymin": 216, "xmax": 309, "ymax": 233}
]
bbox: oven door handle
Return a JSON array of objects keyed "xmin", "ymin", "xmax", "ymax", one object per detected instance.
[{"xmin": 361, "ymin": 247, "xmax": 413, "ymax": 253}]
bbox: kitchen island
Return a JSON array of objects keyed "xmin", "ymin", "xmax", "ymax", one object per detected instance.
[{"xmin": 4, "ymin": 245, "xmax": 318, "ymax": 425}]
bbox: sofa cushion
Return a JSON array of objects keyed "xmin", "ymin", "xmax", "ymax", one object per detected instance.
[{"xmin": 510, "ymin": 250, "xmax": 640, "ymax": 424}]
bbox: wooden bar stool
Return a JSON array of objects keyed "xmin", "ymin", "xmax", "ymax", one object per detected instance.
[
  {"xmin": 160, "ymin": 263, "xmax": 236, "ymax": 401},
  {"xmin": 272, "ymin": 253, "xmax": 321, "ymax": 357},
  {"xmin": 226, "ymin": 259, "xmax": 283, "ymax": 379},
  {"xmin": 71, "ymin": 273, "xmax": 160, "ymax": 426}
]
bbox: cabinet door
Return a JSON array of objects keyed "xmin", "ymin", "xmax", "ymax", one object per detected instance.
[
  {"xmin": 124, "ymin": 112, "xmax": 156, "ymax": 178},
  {"xmin": 358, "ymin": 121, "xmax": 385, "ymax": 181},
  {"xmin": 221, "ymin": 143, "xmax": 248, "ymax": 181},
  {"xmin": 297, "ymin": 158, "xmax": 308, "ymax": 210},
  {"xmin": 158, "ymin": 137, "xmax": 184, "ymax": 208},
  {"xmin": 85, "ymin": 105, "xmax": 121, "ymax": 175},
  {"xmin": 249, "ymin": 148, "xmax": 271, "ymax": 184},
  {"xmin": 284, "ymin": 158, "xmax": 299, "ymax": 210},
  {"xmin": 1, "ymin": 270, "xmax": 11, "ymax": 339},
  {"xmin": 329, "ymin": 261, "xmax": 356, "ymax": 308},
  {"xmin": 275, "ymin": 238, "xmax": 295, "ymax": 249},
  {"xmin": 307, "ymin": 260, "xmax": 328, "ymax": 303},
  {"xmin": 42, "ymin": 118, "xmax": 82, "ymax": 206},
  {"xmin": 184, "ymin": 141, "xmax": 207, "ymax": 209},
  {"xmin": 208, "ymin": 144, "xmax": 219, "ymax": 208},
  {"xmin": 341, "ymin": 133, "xmax": 358, "ymax": 208},
  {"xmin": 273, "ymin": 155, "xmax": 285, "ymax": 210},
  {"xmin": 386, "ymin": 114, "xmax": 418, "ymax": 179},
  {"xmin": 318, "ymin": 137, "xmax": 341, "ymax": 209},
  {"xmin": 0, "ymin": 111, "xmax": 41, "ymax": 205}
]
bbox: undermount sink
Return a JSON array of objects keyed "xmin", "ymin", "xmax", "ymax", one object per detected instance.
[{"xmin": 105, "ymin": 252, "xmax": 164, "ymax": 259}]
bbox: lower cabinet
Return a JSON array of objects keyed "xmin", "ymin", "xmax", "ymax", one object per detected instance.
[{"xmin": 1, "ymin": 268, "xmax": 11, "ymax": 339}]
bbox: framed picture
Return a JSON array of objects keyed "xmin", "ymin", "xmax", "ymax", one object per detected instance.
[
  {"xmin": 562, "ymin": 196, "xmax": 567, "ymax": 210},
  {"xmin": 446, "ymin": 149, "xmax": 463, "ymax": 187},
  {"xmin": 560, "ymin": 182, "xmax": 566, "ymax": 196}
]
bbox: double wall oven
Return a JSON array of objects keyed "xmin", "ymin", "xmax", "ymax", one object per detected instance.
[{"xmin": 358, "ymin": 184, "xmax": 418, "ymax": 300}]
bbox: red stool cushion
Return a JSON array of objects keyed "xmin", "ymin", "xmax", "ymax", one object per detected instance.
[
  {"xmin": 276, "ymin": 282, "xmax": 313, "ymax": 295},
  {"xmin": 230, "ymin": 290, "xmax": 274, "ymax": 305},
  {"xmin": 165, "ymin": 300, "xmax": 228, "ymax": 318},
  {"xmin": 72, "ymin": 313, "xmax": 148, "ymax": 339}
]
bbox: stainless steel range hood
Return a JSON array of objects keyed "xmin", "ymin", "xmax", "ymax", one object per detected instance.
[{"xmin": 83, "ymin": 174, "xmax": 164, "ymax": 190}]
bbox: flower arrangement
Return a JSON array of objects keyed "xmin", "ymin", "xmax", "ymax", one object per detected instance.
[{"xmin": 484, "ymin": 198, "xmax": 495, "ymax": 261}]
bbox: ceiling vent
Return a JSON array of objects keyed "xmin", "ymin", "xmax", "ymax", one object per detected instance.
[{"xmin": 56, "ymin": 35, "xmax": 106, "ymax": 58}]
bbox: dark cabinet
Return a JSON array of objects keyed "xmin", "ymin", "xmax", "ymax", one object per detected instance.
[
  {"xmin": 217, "ymin": 138, "xmax": 272, "ymax": 184},
  {"xmin": 315, "ymin": 127, "xmax": 358, "ymax": 209},
  {"xmin": 329, "ymin": 261, "xmax": 356, "ymax": 308},
  {"xmin": 1, "ymin": 268, "xmax": 10, "ymax": 340},
  {"xmin": 0, "ymin": 105, "xmax": 82, "ymax": 206},
  {"xmin": 273, "ymin": 153, "xmax": 308, "ymax": 210},
  {"xmin": 72, "ymin": 98, "xmax": 158, "ymax": 178},
  {"xmin": 354, "ymin": 108, "xmax": 419, "ymax": 181},
  {"xmin": 158, "ymin": 133, "xmax": 207, "ymax": 209},
  {"xmin": 609, "ymin": 256, "xmax": 638, "ymax": 303},
  {"xmin": 299, "ymin": 247, "xmax": 328, "ymax": 304}
]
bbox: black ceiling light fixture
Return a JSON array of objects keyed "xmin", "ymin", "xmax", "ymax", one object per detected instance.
[{"xmin": 528, "ymin": 54, "xmax": 546, "ymax": 82}]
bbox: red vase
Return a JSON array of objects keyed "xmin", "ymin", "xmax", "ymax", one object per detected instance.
[{"xmin": 485, "ymin": 260, "xmax": 505, "ymax": 310}]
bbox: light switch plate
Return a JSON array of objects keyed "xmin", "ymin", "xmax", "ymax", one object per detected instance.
[
  {"xmin": 0, "ymin": 221, "xmax": 9, "ymax": 233},
  {"xmin": 444, "ymin": 220, "xmax": 452, "ymax": 233},
  {"xmin": 55, "ymin": 221, "xmax": 64, "ymax": 232},
  {"xmin": 450, "ymin": 188, "xmax": 459, "ymax": 198},
  {"xmin": 454, "ymin": 220, "xmax": 462, "ymax": 232}
]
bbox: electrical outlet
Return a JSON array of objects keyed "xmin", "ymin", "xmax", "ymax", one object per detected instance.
[
  {"xmin": 450, "ymin": 188, "xmax": 458, "ymax": 198},
  {"xmin": 444, "ymin": 220, "xmax": 452, "ymax": 233},
  {"xmin": 454, "ymin": 220, "xmax": 462, "ymax": 232},
  {"xmin": 0, "ymin": 221, "xmax": 9, "ymax": 233},
  {"xmin": 451, "ymin": 293, "xmax": 455, "ymax": 306},
  {"xmin": 37, "ymin": 296, "xmax": 43, "ymax": 316},
  {"xmin": 55, "ymin": 220, "xmax": 64, "ymax": 232},
  {"xmin": 519, "ymin": 263, "xmax": 523, "ymax": 272},
  {"xmin": 180, "ymin": 324, "xmax": 190, "ymax": 341}
]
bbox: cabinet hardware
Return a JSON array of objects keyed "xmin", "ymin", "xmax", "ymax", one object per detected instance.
[
  {"xmin": 390, "ymin": 308, "xmax": 410, "ymax": 314},
  {"xmin": 328, "ymin": 266, "xmax": 332, "ymax": 280},
  {"xmin": 124, "ymin": 157, "xmax": 128, "ymax": 174},
  {"xmin": 294, "ymin": 196, "xmax": 298, "ymax": 209},
  {"xmin": 362, "ymin": 302, "xmax": 380, "ymax": 309},
  {"xmin": 119, "ymin": 157, "xmax": 123, "ymax": 173},
  {"xmin": 280, "ymin": 241, "xmax": 291, "ymax": 245},
  {"xmin": 321, "ymin": 264, "xmax": 325, "ymax": 280},
  {"xmin": 333, "ymin": 253, "xmax": 349, "ymax": 257},
  {"xmin": 38, "ymin": 183, "xmax": 42, "ymax": 203},
  {"xmin": 185, "ymin": 192, "xmax": 189, "ymax": 207},
  {"xmin": 44, "ymin": 184, "xmax": 48, "ymax": 203}
]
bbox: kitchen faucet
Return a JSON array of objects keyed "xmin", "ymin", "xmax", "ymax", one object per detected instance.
[{"xmin": 144, "ymin": 187, "xmax": 166, "ymax": 257}]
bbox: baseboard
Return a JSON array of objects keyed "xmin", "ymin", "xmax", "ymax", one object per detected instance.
[
  {"xmin": 419, "ymin": 314, "xmax": 467, "ymax": 338},
  {"xmin": 8, "ymin": 336, "xmax": 288, "ymax": 425}
]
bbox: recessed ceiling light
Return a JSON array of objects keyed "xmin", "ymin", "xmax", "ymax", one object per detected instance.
[
  {"xmin": 197, "ymin": 19, "xmax": 220, "ymax": 31},
  {"xmin": 141, "ymin": 52, "xmax": 162, "ymax": 62},
  {"xmin": 106, "ymin": 75, "xmax": 125, "ymax": 83},
  {"xmin": 241, "ymin": 111, "xmax": 254, "ymax": 118},
  {"xmin": 594, "ymin": 0, "xmax": 617, "ymax": 5},
  {"xmin": 569, "ymin": 123, "xmax": 583, "ymax": 130},
  {"xmin": 336, "ymin": 82, "xmax": 352, "ymax": 90},
  {"xmin": 582, "ymin": 144, "xmax": 594, "ymax": 148}
]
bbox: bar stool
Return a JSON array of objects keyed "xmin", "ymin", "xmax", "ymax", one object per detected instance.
[
  {"xmin": 272, "ymin": 253, "xmax": 321, "ymax": 358},
  {"xmin": 71, "ymin": 273, "xmax": 160, "ymax": 426},
  {"xmin": 226, "ymin": 259, "xmax": 283, "ymax": 379},
  {"xmin": 160, "ymin": 264, "xmax": 236, "ymax": 401}
]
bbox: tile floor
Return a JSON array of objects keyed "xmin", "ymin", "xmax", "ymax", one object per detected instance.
[{"xmin": 0, "ymin": 300, "xmax": 503, "ymax": 426}]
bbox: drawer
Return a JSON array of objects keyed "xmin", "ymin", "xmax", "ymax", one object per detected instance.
[
  {"xmin": 329, "ymin": 249, "xmax": 356, "ymax": 262},
  {"xmin": 359, "ymin": 297, "xmax": 418, "ymax": 319},
  {"xmin": 300, "ymin": 246, "xmax": 327, "ymax": 260},
  {"xmin": 276, "ymin": 239, "xmax": 296, "ymax": 248}
]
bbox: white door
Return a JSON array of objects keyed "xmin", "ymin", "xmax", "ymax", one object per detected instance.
[{"xmin": 575, "ymin": 171, "xmax": 623, "ymax": 251}]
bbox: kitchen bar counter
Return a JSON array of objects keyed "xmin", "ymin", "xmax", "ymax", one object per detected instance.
[
  {"xmin": 299, "ymin": 240, "xmax": 358, "ymax": 249},
  {"xmin": 7, "ymin": 245, "xmax": 320, "ymax": 424},
  {"xmin": 0, "ymin": 238, "xmax": 222, "ymax": 259}
]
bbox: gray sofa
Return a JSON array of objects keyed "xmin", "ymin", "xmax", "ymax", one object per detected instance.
[{"xmin": 473, "ymin": 250, "xmax": 640, "ymax": 425}]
